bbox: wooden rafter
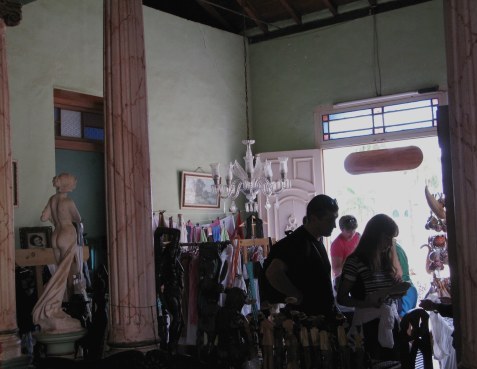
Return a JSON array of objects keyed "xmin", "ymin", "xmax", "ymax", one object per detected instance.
[
  {"xmin": 278, "ymin": 0, "xmax": 302, "ymax": 24},
  {"xmin": 322, "ymin": 0, "xmax": 338, "ymax": 16},
  {"xmin": 195, "ymin": 0, "xmax": 237, "ymax": 32},
  {"xmin": 236, "ymin": 0, "xmax": 268, "ymax": 33}
]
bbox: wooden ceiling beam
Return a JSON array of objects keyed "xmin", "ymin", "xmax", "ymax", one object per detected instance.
[
  {"xmin": 278, "ymin": 0, "xmax": 302, "ymax": 24},
  {"xmin": 195, "ymin": 0, "xmax": 237, "ymax": 32},
  {"xmin": 236, "ymin": 0, "xmax": 268, "ymax": 33},
  {"xmin": 321, "ymin": 0, "xmax": 338, "ymax": 16}
]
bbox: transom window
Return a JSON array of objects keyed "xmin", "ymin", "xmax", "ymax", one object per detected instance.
[
  {"xmin": 315, "ymin": 92, "xmax": 446, "ymax": 148},
  {"xmin": 322, "ymin": 98, "xmax": 438, "ymax": 141},
  {"xmin": 54, "ymin": 89, "xmax": 104, "ymax": 152},
  {"xmin": 54, "ymin": 108, "xmax": 104, "ymax": 141}
]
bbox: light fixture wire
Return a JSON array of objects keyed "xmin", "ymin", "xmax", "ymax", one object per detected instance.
[
  {"xmin": 371, "ymin": 5, "xmax": 382, "ymax": 97},
  {"xmin": 243, "ymin": 16, "xmax": 250, "ymax": 141}
]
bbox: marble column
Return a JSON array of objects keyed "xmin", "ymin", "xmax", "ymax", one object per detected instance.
[
  {"xmin": 103, "ymin": 0, "xmax": 158, "ymax": 349},
  {"xmin": 0, "ymin": 1, "xmax": 28, "ymax": 368},
  {"xmin": 443, "ymin": 0, "xmax": 477, "ymax": 367}
]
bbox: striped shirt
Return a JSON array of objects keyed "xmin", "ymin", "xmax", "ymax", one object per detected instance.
[{"xmin": 342, "ymin": 254, "xmax": 396, "ymax": 298}]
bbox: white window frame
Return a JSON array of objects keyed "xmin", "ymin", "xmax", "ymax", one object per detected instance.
[{"xmin": 314, "ymin": 91, "xmax": 448, "ymax": 149}]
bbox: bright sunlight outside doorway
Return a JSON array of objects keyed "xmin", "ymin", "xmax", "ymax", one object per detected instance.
[{"xmin": 323, "ymin": 136, "xmax": 447, "ymax": 299}]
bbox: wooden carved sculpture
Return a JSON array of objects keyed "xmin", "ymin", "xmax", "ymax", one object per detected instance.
[
  {"xmin": 283, "ymin": 315, "xmax": 299, "ymax": 369},
  {"xmin": 319, "ymin": 330, "xmax": 332, "ymax": 369},
  {"xmin": 154, "ymin": 226, "xmax": 184, "ymax": 354},
  {"xmin": 299, "ymin": 315, "xmax": 312, "ymax": 369},
  {"xmin": 272, "ymin": 311, "xmax": 286, "ymax": 369},
  {"xmin": 259, "ymin": 311, "xmax": 274, "ymax": 369},
  {"xmin": 309, "ymin": 317, "xmax": 322, "ymax": 369},
  {"xmin": 197, "ymin": 243, "xmax": 224, "ymax": 360},
  {"xmin": 216, "ymin": 287, "xmax": 253, "ymax": 369}
]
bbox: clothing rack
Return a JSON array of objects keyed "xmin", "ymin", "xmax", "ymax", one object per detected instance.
[{"xmin": 179, "ymin": 241, "xmax": 231, "ymax": 253}]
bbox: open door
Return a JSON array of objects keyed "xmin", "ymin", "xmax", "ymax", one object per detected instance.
[{"xmin": 257, "ymin": 149, "xmax": 324, "ymax": 240}]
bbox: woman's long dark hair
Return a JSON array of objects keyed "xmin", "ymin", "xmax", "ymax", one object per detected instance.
[{"xmin": 352, "ymin": 214, "xmax": 399, "ymax": 274}]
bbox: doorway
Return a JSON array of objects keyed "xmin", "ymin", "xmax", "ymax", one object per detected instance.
[{"xmin": 322, "ymin": 136, "xmax": 446, "ymax": 299}]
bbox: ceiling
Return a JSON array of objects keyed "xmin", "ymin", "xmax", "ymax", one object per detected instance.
[{"xmin": 143, "ymin": 0, "xmax": 433, "ymax": 43}]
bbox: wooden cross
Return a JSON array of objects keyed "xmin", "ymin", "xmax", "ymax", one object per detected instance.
[{"xmin": 15, "ymin": 247, "xmax": 89, "ymax": 297}]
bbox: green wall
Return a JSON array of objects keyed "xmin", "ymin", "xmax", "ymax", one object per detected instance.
[
  {"xmin": 7, "ymin": 0, "xmax": 246, "ymax": 247},
  {"xmin": 250, "ymin": 0, "xmax": 447, "ymax": 153},
  {"xmin": 5, "ymin": 0, "xmax": 447, "ymax": 247},
  {"xmin": 143, "ymin": 8, "xmax": 246, "ymax": 222}
]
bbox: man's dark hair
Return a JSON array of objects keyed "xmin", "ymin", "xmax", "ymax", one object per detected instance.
[{"xmin": 306, "ymin": 194, "xmax": 338, "ymax": 219}]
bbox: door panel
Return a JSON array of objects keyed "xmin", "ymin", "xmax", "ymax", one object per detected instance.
[{"xmin": 257, "ymin": 149, "xmax": 323, "ymax": 240}]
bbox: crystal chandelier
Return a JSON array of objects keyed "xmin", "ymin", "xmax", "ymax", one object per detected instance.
[
  {"xmin": 210, "ymin": 141, "xmax": 290, "ymax": 212},
  {"xmin": 210, "ymin": 24, "xmax": 291, "ymax": 213}
]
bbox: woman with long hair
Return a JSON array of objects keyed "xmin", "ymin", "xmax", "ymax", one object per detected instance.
[{"xmin": 337, "ymin": 214, "xmax": 410, "ymax": 362}]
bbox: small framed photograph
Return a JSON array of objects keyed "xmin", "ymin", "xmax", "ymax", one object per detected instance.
[
  {"xmin": 180, "ymin": 171, "xmax": 219, "ymax": 209},
  {"xmin": 19, "ymin": 226, "xmax": 53, "ymax": 249}
]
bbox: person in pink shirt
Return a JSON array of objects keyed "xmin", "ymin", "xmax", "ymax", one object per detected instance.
[{"xmin": 330, "ymin": 215, "xmax": 360, "ymax": 279}]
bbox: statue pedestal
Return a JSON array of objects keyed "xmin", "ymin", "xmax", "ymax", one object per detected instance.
[{"xmin": 35, "ymin": 329, "xmax": 87, "ymax": 357}]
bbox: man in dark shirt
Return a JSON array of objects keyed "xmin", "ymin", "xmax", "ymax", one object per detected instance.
[{"xmin": 265, "ymin": 194, "xmax": 339, "ymax": 317}]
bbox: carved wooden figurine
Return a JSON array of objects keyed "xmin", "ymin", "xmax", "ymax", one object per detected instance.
[
  {"xmin": 216, "ymin": 287, "xmax": 252, "ymax": 369},
  {"xmin": 260, "ymin": 312, "xmax": 274, "ymax": 369},
  {"xmin": 300, "ymin": 317, "xmax": 312, "ymax": 369},
  {"xmin": 197, "ymin": 243, "xmax": 224, "ymax": 359},
  {"xmin": 154, "ymin": 226, "xmax": 184, "ymax": 354},
  {"xmin": 283, "ymin": 316, "xmax": 299, "ymax": 369}
]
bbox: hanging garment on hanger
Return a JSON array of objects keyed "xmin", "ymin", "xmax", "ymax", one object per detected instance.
[
  {"xmin": 186, "ymin": 252, "xmax": 199, "ymax": 345},
  {"xmin": 186, "ymin": 221, "xmax": 193, "ymax": 243},
  {"xmin": 245, "ymin": 213, "xmax": 264, "ymax": 239},
  {"xmin": 220, "ymin": 223, "xmax": 230, "ymax": 242},
  {"xmin": 212, "ymin": 225, "xmax": 221, "ymax": 242},
  {"xmin": 227, "ymin": 241, "xmax": 241, "ymax": 288},
  {"xmin": 193, "ymin": 225, "xmax": 201, "ymax": 243},
  {"xmin": 178, "ymin": 214, "xmax": 188, "ymax": 244},
  {"xmin": 218, "ymin": 243, "xmax": 234, "ymax": 306},
  {"xmin": 200, "ymin": 228, "xmax": 208, "ymax": 242},
  {"xmin": 233, "ymin": 212, "xmax": 244, "ymax": 239},
  {"xmin": 221, "ymin": 215, "xmax": 236, "ymax": 240},
  {"xmin": 245, "ymin": 261, "xmax": 259, "ymax": 320},
  {"xmin": 179, "ymin": 251, "xmax": 192, "ymax": 340}
]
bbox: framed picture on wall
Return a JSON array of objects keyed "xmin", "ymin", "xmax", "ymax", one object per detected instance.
[
  {"xmin": 19, "ymin": 226, "xmax": 53, "ymax": 249},
  {"xmin": 180, "ymin": 171, "xmax": 219, "ymax": 209}
]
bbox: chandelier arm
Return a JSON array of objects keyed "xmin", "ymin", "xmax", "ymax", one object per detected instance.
[{"xmin": 229, "ymin": 179, "xmax": 244, "ymax": 200}]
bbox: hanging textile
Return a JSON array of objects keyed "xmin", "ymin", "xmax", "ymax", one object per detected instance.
[
  {"xmin": 200, "ymin": 228, "xmax": 208, "ymax": 242},
  {"xmin": 245, "ymin": 213, "xmax": 264, "ymax": 239},
  {"xmin": 245, "ymin": 261, "xmax": 259, "ymax": 321},
  {"xmin": 233, "ymin": 211, "xmax": 244, "ymax": 239},
  {"xmin": 221, "ymin": 223, "xmax": 230, "ymax": 241}
]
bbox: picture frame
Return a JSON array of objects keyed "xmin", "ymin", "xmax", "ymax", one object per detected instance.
[
  {"xmin": 19, "ymin": 226, "xmax": 53, "ymax": 249},
  {"xmin": 180, "ymin": 171, "xmax": 220, "ymax": 209}
]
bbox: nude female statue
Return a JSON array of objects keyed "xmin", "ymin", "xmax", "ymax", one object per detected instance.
[{"xmin": 32, "ymin": 173, "xmax": 85, "ymax": 333}]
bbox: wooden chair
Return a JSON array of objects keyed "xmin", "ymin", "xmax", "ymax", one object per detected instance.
[
  {"xmin": 399, "ymin": 308, "xmax": 433, "ymax": 369},
  {"xmin": 237, "ymin": 237, "xmax": 275, "ymax": 261}
]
